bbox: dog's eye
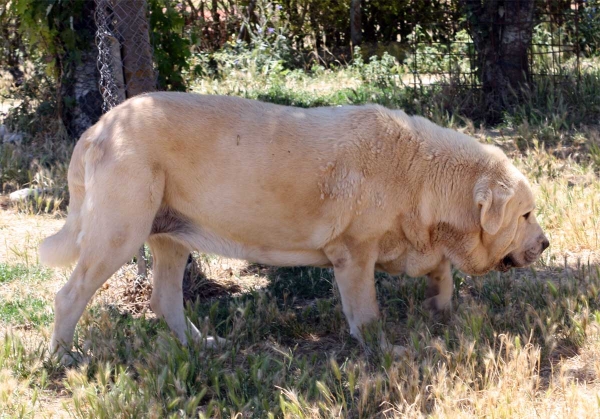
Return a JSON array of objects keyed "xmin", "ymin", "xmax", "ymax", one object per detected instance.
[{"xmin": 523, "ymin": 211, "xmax": 531, "ymax": 220}]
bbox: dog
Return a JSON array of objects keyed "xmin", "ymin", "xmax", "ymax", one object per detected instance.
[{"xmin": 39, "ymin": 92, "xmax": 549, "ymax": 356}]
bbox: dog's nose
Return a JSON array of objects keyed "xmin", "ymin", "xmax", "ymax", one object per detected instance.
[{"xmin": 541, "ymin": 238, "xmax": 550, "ymax": 252}]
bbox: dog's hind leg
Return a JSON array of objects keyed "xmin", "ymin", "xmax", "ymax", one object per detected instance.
[
  {"xmin": 51, "ymin": 164, "xmax": 163, "ymax": 359},
  {"xmin": 51, "ymin": 218, "xmax": 156, "ymax": 358},
  {"xmin": 148, "ymin": 235, "xmax": 225, "ymax": 347}
]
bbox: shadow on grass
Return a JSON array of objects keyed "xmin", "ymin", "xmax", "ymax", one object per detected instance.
[
  {"xmin": 57, "ymin": 255, "xmax": 599, "ymax": 368},
  {"xmin": 34, "ymin": 260, "xmax": 597, "ymax": 417},
  {"xmin": 180, "ymin": 259, "xmax": 600, "ymax": 366}
]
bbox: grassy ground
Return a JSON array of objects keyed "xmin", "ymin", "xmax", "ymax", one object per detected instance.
[{"xmin": 1, "ymin": 70, "xmax": 600, "ymax": 417}]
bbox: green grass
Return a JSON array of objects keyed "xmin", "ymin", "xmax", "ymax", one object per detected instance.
[
  {"xmin": 191, "ymin": 57, "xmax": 600, "ymax": 129},
  {"xmin": 0, "ymin": 262, "xmax": 51, "ymax": 283},
  {"xmin": 0, "ymin": 297, "xmax": 53, "ymax": 326},
  {"xmin": 0, "ymin": 263, "xmax": 54, "ymax": 327}
]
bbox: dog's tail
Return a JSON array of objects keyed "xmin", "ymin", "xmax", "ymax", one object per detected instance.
[{"xmin": 39, "ymin": 131, "xmax": 89, "ymax": 267}]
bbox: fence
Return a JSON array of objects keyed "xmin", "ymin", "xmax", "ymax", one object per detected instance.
[
  {"xmin": 95, "ymin": 0, "xmax": 156, "ymax": 113},
  {"xmin": 90, "ymin": 0, "xmax": 588, "ymax": 113},
  {"xmin": 0, "ymin": 0, "xmax": 156, "ymax": 143},
  {"xmin": 401, "ymin": 1, "xmax": 583, "ymax": 91},
  {"xmin": 0, "ymin": 0, "xmax": 595, "ymax": 142}
]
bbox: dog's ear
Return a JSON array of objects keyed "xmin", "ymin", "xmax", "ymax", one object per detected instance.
[{"xmin": 474, "ymin": 178, "xmax": 514, "ymax": 235}]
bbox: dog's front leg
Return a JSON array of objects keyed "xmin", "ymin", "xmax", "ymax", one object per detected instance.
[
  {"xmin": 324, "ymin": 239, "xmax": 403, "ymax": 355},
  {"xmin": 423, "ymin": 257, "xmax": 453, "ymax": 312}
]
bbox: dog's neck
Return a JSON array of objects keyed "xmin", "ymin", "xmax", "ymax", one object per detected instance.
[{"xmin": 405, "ymin": 146, "xmax": 496, "ymax": 272}]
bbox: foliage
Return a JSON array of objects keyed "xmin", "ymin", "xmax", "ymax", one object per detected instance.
[
  {"xmin": 579, "ymin": 0, "xmax": 600, "ymax": 56},
  {"xmin": 352, "ymin": 47, "xmax": 401, "ymax": 88},
  {"xmin": 361, "ymin": 0, "xmax": 460, "ymax": 44},
  {"xmin": 12, "ymin": 0, "xmax": 94, "ymax": 71},
  {"xmin": 1, "ymin": 57, "xmax": 58, "ymax": 135},
  {"xmin": 0, "ymin": 0, "xmax": 99, "ymax": 144},
  {"xmin": 182, "ymin": 0, "xmax": 456, "ymax": 60},
  {"xmin": 148, "ymin": 0, "xmax": 193, "ymax": 91},
  {"xmin": 403, "ymin": 27, "xmax": 474, "ymax": 76},
  {"xmin": 195, "ymin": 0, "xmax": 293, "ymax": 79}
]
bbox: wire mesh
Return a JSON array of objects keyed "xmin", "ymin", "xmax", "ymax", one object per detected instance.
[
  {"xmin": 93, "ymin": 0, "xmax": 586, "ymax": 104},
  {"xmin": 0, "ymin": 0, "xmax": 156, "ymax": 143},
  {"xmin": 400, "ymin": 0, "xmax": 583, "ymax": 91},
  {"xmin": 95, "ymin": 0, "xmax": 157, "ymax": 113}
]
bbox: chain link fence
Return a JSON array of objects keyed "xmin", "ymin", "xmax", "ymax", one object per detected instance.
[
  {"xmin": 401, "ymin": 1, "xmax": 583, "ymax": 90},
  {"xmin": 95, "ymin": 0, "xmax": 157, "ymax": 113},
  {"xmin": 0, "ymin": 0, "xmax": 156, "ymax": 147}
]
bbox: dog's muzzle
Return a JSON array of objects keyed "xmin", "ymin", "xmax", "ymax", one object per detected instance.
[
  {"xmin": 496, "ymin": 254, "xmax": 515, "ymax": 272},
  {"xmin": 496, "ymin": 236, "xmax": 550, "ymax": 272}
]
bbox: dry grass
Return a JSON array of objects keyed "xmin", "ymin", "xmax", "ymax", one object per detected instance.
[
  {"xmin": 190, "ymin": 67, "xmax": 362, "ymax": 102},
  {"xmin": 0, "ymin": 210, "xmax": 65, "ymax": 264}
]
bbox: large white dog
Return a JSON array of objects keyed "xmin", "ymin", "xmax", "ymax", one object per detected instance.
[{"xmin": 40, "ymin": 93, "xmax": 549, "ymax": 356}]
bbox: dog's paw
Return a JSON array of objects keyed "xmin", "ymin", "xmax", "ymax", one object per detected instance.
[
  {"xmin": 203, "ymin": 335, "xmax": 228, "ymax": 349},
  {"xmin": 423, "ymin": 296, "xmax": 438, "ymax": 312},
  {"xmin": 422, "ymin": 296, "xmax": 452, "ymax": 314},
  {"xmin": 185, "ymin": 318, "xmax": 228, "ymax": 349},
  {"xmin": 379, "ymin": 338, "xmax": 409, "ymax": 358},
  {"xmin": 50, "ymin": 348, "xmax": 84, "ymax": 366}
]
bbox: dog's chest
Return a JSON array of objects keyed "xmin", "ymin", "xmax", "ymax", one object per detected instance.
[{"xmin": 376, "ymin": 231, "xmax": 443, "ymax": 277}]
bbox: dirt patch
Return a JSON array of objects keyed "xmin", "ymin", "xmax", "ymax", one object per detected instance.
[
  {"xmin": 0, "ymin": 208, "xmax": 65, "ymax": 264},
  {"xmin": 99, "ymin": 259, "xmax": 252, "ymax": 317}
]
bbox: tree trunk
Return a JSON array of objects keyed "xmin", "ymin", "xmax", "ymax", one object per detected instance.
[
  {"xmin": 60, "ymin": 0, "xmax": 103, "ymax": 139},
  {"xmin": 211, "ymin": 0, "xmax": 221, "ymax": 46},
  {"xmin": 0, "ymin": 19, "xmax": 24, "ymax": 86},
  {"xmin": 462, "ymin": 0, "xmax": 535, "ymax": 121},
  {"xmin": 69, "ymin": 48, "xmax": 104, "ymax": 139},
  {"xmin": 238, "ymin": 0, "xmax": 257, "ymax": 43},
  {"xmin": 309, "ymin": 3, "xmax": 322, "ymax": 54},
  {"xmin": 113, "ymin": 0, "xmax": 156, "ymax": 97},
  {"xmin": 350, "ymin": 0, "xmax": 362, "ymax": 46}
]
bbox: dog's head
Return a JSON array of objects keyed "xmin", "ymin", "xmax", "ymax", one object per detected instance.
[{"xmin": 461, "ymin": 160, "xmax": 548, "ymax": 275}]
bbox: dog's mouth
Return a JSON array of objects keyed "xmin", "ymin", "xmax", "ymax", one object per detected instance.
[{"xmin": 496, "ymin": 254, "xmax": 516, "ymax": 272}]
